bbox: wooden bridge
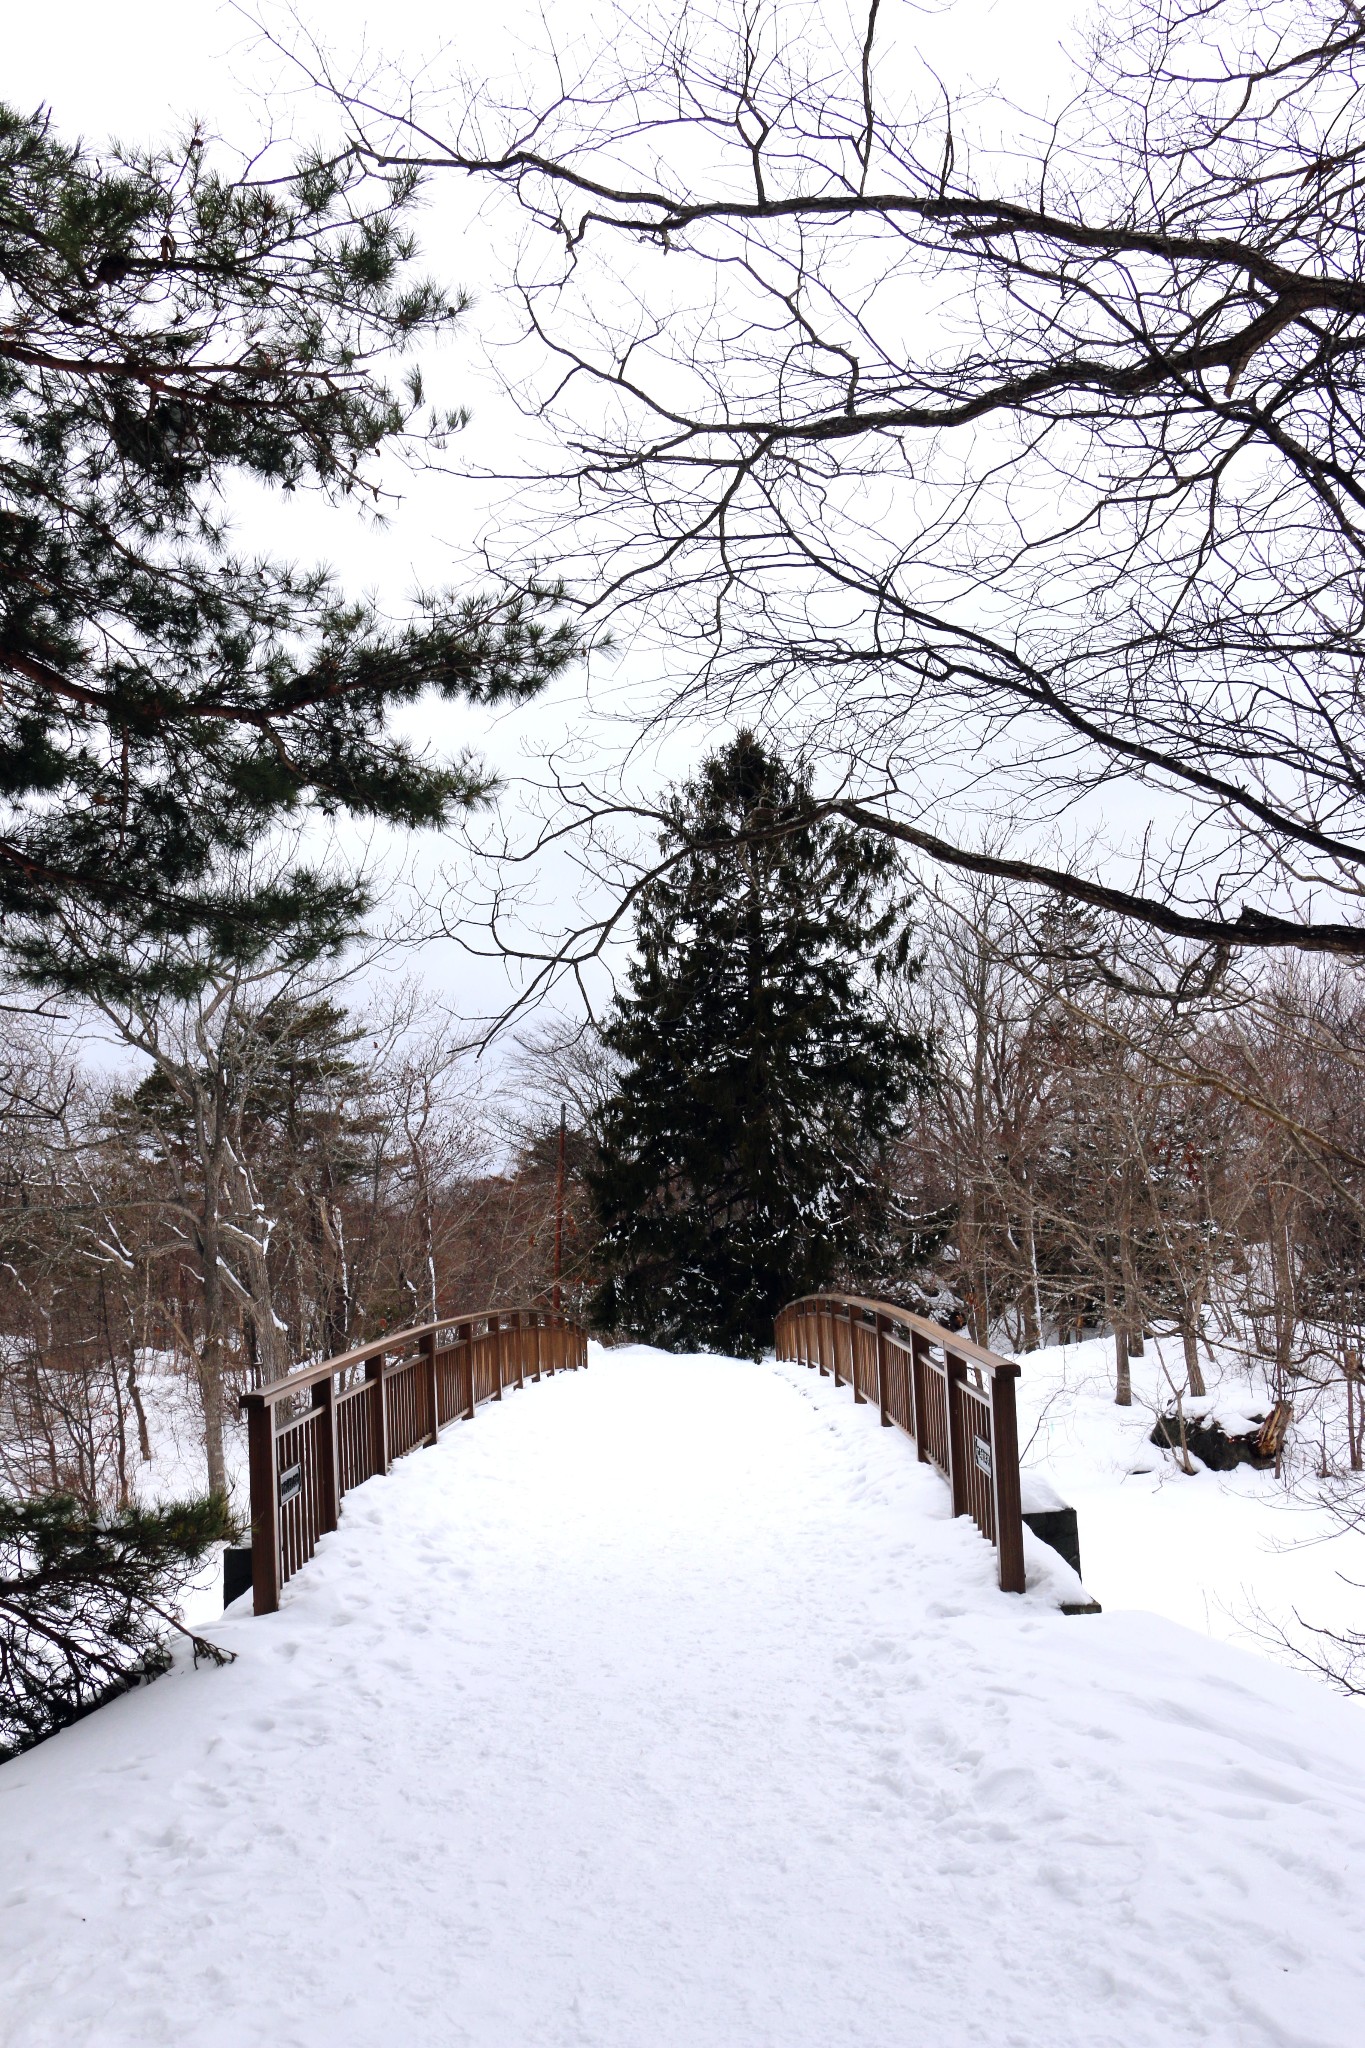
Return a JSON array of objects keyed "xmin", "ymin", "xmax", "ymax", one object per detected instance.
[
  {"xmin": 241, "ymin": 1307, "xmax": 587, "ymax": 1614},
  {"xmin": 241, "ymin": 1293, "xmax": 1025, "ymax": 1611}
]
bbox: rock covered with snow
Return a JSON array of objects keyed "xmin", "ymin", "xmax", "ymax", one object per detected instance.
[{"xmin": 1150, "ymin": 1393, "xmax": 1284, "ymax": 1471}]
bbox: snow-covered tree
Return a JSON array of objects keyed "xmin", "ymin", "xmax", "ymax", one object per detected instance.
[{"xmin": 588, "ymin": 733, "xmax": 930, "ymax": 1356}]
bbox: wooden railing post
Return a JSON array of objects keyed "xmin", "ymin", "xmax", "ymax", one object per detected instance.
[
  {"xmin": 852, "ymin": 1308, "xmax": 866, "ymax": 1403},
  {"xmin": 989, "ymin": 1366, "xmax": 1026, "ymax": 1594},
  {"xmin": 829, "ymin": 1304, "xmax": 840, "ymax": 1386},
  {"xmin": 423, "ymin": 1328, "xmax": 440, "ymax": 1443},
  {"xmin": 367, "ymin": 1352, "xmax": 390, "ymax": 1473},
  {"xmin": 460, "ymin": 1322, "xmax": 475, "ymax": 1418},
  {"xmin": 494, "ymin": 1316, "xmax": 505, "ymax": 1401},
  {"xmin": 875, "ymin": 1313, "xmax": 890, "ymax": 1427},
  {"xmin": 523, "ymin": 1314, "xmax": 532, "ymax": 1388},
  {"xmin": 244, "ymin": 1393, "xmax": 281, "ymax": 1617},
  {"xmin": 909, "ymin": 1331, "xmax": 930, "ymax": 1460},
  {"xmin": 313, "ymin": 1375, "xmax": 340, "ymax": 1533},
  {"xmin": 945, "ymin": 1351, "xmax": 968, "ymax": 1518}
]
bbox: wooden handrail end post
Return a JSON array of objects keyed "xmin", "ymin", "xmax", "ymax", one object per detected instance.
[
  {"xmin": 990, "ymin": 1364, "xmax": 1027, "ymax": 1594},
  {"xmin": 243, "ymin": 1393, "xmax": 281, "ymax": 1617}
]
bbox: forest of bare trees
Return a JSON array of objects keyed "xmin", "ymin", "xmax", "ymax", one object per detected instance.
[
  {"xmin": 896, "ymin": 886, "xmax": 1365, "ymax": 1489},
  {"xmin": 0, "ymin": 963, "xmax": 597, "ymax": 1514}
]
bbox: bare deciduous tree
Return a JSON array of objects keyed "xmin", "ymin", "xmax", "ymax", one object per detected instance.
[{"xmin": 314, "ymin": 0, "xmax": 1365, "ymax": 961}]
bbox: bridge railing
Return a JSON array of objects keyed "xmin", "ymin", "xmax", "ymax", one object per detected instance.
[
  {"xmin": 240, "ymin": 1307, "xmax": 587, "ymax": 1615},
  {"xmin": 775, "ymin": 1293, "xmax": 1025, "ymax": 1592}
]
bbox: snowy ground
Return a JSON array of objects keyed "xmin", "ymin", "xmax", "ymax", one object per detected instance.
[
  {"xmin": 1015, "ymin": 1333, "xmax": 1365, "ymax": 1670},
  {"xmin": 3, "ymin": 1345, "xmax": 1363, "ymax": 2046}
]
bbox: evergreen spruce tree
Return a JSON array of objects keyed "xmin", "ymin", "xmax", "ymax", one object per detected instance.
[{"xmin": 588, "ymin": 733, "xmax": 930, "ymax": 1357}]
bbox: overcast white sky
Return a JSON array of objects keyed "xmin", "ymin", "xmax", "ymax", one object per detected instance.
[{"xmin": 5, "ymin": 0, "xmax": 1090, "ymax": 1052}]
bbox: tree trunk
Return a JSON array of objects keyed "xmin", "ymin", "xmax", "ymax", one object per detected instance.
[
  {"xmin": 197, "ymin": 1342, "xmax": 227, "ymax": 1496},
  {"xmin": 242, "ymin": 1240, "xmax": 289, "ymax": 1386},
  {"xmin": 110, "ymin": 1350, "xmax": 129, "ymax": 1507},
  {"xmin": 198, "ymin": 1222, "xmax": 228, "ymax": 1495},
  {"xmin": 1119, "ymin": 1204, "xmax": 1143, "ymax": 1357},
  {"xmin": 1114, "ymin": 1326, "xmax": 1132, "ymax": 1406},
  {"xmin": 126, "ymin": 1357, "xmax": 153, "ymax": 1462},
  {"xmin": 1181, "ymin": 1320, "xmax": 1207, "ymax": 1398},
  {"xmin": 1020, "ymin": 1193, "xmax": 1042, "ymax": 1351}
]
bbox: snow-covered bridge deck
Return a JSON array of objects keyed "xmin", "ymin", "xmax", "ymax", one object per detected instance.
[{"xmin": 2, "ymin": 1348, "xmax": 1362, "ymax": 2046}]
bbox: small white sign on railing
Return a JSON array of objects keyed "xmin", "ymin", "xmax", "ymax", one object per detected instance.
[{"xmin": 973, "ymin": 1434, "xmax": 992, "ymax": 1477}]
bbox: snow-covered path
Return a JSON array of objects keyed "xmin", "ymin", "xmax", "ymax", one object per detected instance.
[{"xmin": 3, "ymin": 1348, "xmax": 1363, "ymax": 2048}]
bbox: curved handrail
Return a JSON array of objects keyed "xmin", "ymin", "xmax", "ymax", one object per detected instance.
[
  {"xmin": 244, "ymin": 1305, "xmax": 578, "ymax": 1407},
  {"xmin": 774, "ymin": 1292, "xmax": 1025, "ymax": 1593},
  {"xmin": 779, "ymin": 1292, "xmax": 1020, "ymax": 1379},
  {"xmin": 241, "ymin": 1303, "xmax": 588, "ymax": 1614}
]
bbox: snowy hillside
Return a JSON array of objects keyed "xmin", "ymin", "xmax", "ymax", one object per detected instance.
[
  {"xmin": 2, "ymin": 1346, "xmax": 1362, "ymax": 2047},
  {"xmin": 1015, "ymin": 1333, "xmax": 1365, "ymax": 1674}
]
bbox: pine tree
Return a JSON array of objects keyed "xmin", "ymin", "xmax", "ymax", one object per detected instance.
[
  {"xmin": 0, "ymin": 1490, "xmax": 236, "ymax": 1759},
  {"xmin": 588, "ymin": 733, "xmax": 930, "ymax": 1357},
  {"xmin": 0, "ymin": 103, "xmax": 576, "ymax": 990}
]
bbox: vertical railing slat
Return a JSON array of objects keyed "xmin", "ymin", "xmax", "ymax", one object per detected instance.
[{"xmin": 875, "ymin": 1313, "xmax": 890, "ymax": 1428}]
